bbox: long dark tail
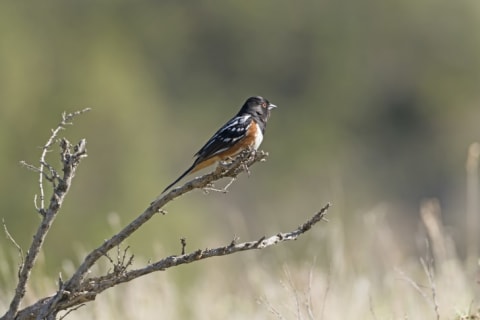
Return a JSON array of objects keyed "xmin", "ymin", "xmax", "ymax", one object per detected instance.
[{"xmin": 162, "ymin": 162, "xmax": 196, "ymax": 194}]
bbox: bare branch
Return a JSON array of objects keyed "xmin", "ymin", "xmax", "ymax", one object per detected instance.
[
  {"xmin": 13, "ymin": 204, "xmax": 330, "ymax": 318},
  {"xmin": 2, "ymin": 109, "xmax": 90, "ymax": 320},
  {"xmin": 203, "ymin": 177, "xmax": 236, "ymax": 193},
  {"xmin": 2, "ymin": 219, "xmax": 24, "ymax": 275},
  {"xmin": 180, "ymin": 238, "xmax": 187, "ymax": 255},
  {"xmin": 37, "ymin": 108, "xmax": 91, "ymax": 213},
  {"xmin": 64, "ymin": 148, "xmax": 268, "ymax": 292},
  {"xmin": 3, "ymin": 109, "xmax": 332, "ymax": 320},
  {"xmin": 57, "ymin": 305, "xmax": 86, "ymax": 320}
]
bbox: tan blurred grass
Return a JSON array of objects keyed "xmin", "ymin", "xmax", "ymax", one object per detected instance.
[{"xmin": 1, "ymin": 194, "xmax": 479, "ymax": 319}]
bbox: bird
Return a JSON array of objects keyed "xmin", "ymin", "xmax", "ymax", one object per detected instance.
[{"xmin": 162, "ymin": 96, "xmax": 277, "ymax": 193}]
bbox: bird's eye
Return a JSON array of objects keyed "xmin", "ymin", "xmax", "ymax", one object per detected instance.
[{"xmin": 261, "ymin": 102, "xmax": 267, "ymax": 108}]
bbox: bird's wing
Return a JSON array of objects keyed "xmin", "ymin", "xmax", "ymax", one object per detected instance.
[{"xmin": 194, "ymin": 115, "xmax": 252, "ymax": 161}]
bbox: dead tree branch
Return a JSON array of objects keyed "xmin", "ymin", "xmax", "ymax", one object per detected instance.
[
  {"xmin": 2, "ymin": 109, "xmax": 90, "ymax": 320},
  {"xmin": 1, "ymin": 109, "xmax": 332, "ymax": 320},
  {"xmin": 63, "ymin": 148, "xmax": 269, "ymax": 292},
  {"xmin": 14, "ymin": 204, "xmax": 330, "ymax": 320}
]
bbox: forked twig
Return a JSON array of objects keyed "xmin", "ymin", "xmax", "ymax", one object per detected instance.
[
  {"xmin": 3, "ymin": 109, "xmax": 90, "ymax": 320},
  {"xmin": 2, "ymin": 219, "xmax": 24, "ymax": 275}
]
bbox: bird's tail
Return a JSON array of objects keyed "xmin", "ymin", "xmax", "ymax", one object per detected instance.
[{"xmin": 161, "ymin": 162, "xmax": 196, "ymax": 194}]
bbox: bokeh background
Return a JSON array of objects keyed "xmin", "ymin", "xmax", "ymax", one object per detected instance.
[{"xmin": 1, "ymin": 1, "xmax": 480, "ymax": 319}]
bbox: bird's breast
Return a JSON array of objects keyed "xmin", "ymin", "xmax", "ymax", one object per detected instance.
[{"xmin": 253, "ymin": 122, "xmax": 263, "ymax": 150}]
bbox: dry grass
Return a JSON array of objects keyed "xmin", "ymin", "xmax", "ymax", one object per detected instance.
[{"xmin": 1, "ymin": 200, "xmax": 479, "ymax": 320}]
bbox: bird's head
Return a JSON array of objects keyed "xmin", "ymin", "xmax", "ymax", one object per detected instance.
[{"xmin": 240, "ymin": 96, "xmax": 277, "ymax": 121}]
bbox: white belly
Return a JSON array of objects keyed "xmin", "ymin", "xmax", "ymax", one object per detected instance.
[{"xmin": 253, "ymin": 123, "xmax": 263, "ymax": 150}]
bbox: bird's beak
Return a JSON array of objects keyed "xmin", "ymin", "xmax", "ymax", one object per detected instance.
[{"xmin": 268, "ymin": 103, "xmax": 277, "ymax": 110}]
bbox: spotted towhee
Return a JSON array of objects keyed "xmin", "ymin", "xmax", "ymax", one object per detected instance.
[{"xmin": 162, "ymin": 96, "xmax": 277, "ymax": 193}]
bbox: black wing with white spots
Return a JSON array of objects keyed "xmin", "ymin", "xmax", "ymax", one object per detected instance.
[{"xmin": 195, "ymin": 115, "xmax": 252, "ymax": 160}]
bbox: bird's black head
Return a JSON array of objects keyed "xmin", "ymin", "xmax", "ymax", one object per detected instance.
[{"xmin": 238, "ymin": 96, "xmax": 277, "ymax": 124}]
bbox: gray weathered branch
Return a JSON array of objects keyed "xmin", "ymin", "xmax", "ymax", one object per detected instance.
[
  {"xmin": 15, "ymin": 204, "xmax": 330, "ymax": 320},
  {"xmin": 63, "ymin": 148, "xmax": 268, "ymax": 292},
  {"xmin": 2, "ymin": 109, "xmax": 332, "ymax": 320},
  {"xmin": 2, "ymin": 109, "xmax": 90, "ymax": 320}
]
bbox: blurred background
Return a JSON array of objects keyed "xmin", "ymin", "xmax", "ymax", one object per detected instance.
[{"xmin": 1, "ymin": 1, "xmax": 480, "ymax": 318}]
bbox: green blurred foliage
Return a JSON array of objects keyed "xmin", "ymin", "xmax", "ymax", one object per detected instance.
[{"xmin": 0, "ymin": 0, "xmax": 479, "ymax": 278}]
